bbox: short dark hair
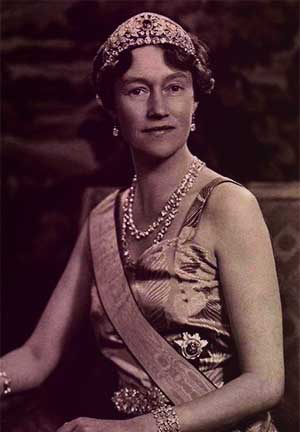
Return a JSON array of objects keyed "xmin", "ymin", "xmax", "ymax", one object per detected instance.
[{"xmin": 92, "ymin": 34, "xmax": 214, "ymax": 110}]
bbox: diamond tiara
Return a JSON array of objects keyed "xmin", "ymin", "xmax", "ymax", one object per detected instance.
[{"xmin": 99, "ymin": 12, "xmax": 199, "ymax": 68}]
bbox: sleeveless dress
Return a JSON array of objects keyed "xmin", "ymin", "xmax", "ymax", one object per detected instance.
[{"xmin": 89, "ymin": 178, "xmax": 276, "ymax": 431}]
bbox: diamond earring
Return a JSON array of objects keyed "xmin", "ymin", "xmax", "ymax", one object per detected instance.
[
  {"xmin": 190, "ymin": 113, "xmax": 196, "ymax": 132},
  {"xmin": 113, "ymin": 125, "xmax": 119, "ymax": 137}
]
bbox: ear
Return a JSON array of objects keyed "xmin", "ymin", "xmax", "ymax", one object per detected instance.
[
  {"xmin": 193, "ymin": 100, "xmax": 199, "ymax": 113},
  {"xmin": 96, "ymin": 94, "xmax": 116, "ymax": 120}
]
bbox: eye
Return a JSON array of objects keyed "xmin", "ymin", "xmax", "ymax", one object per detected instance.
[
  {"xmin": 166, "ymin": 84, "xmax": 184, "ymax": 94},
  {"xmin": 128, "ymin": 87, "xmax": 148, "ymax": 96}
]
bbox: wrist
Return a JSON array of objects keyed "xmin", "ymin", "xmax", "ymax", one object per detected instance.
[
  {"xmin": 151, "ymin": 405, "xmax": 181, "ymax": 432},
  {"xmin": 127, "ymin": 413, "xmax": 157, "ymax": 432}
]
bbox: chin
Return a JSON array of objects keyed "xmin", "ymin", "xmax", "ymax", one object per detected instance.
[
  {"xmin": 131, "ymin": 135, "xmax": 187, "ymax": 159},
  {"xmin": 134, "ymin": 143, "xmax": 185, "ymax": 162}
]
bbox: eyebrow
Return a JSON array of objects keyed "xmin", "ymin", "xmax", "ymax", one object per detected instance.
[{"xmin": 121, "ymin": 71, "xmax": 190, "ymax": 86}]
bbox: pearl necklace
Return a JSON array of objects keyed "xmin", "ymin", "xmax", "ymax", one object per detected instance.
[{"xmin": 121, "ymin": 157, "xmax": 205, "ymax": 265}]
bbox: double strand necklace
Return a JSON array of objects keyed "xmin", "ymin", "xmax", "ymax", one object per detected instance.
[{"xmin": 121, "ymin": 157, "xmax": 205, "ymax": 265}]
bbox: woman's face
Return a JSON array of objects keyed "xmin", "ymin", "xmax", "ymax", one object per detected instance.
[{"xmin": 113, "ymin": 46, "xmax": 198, "ymax": 160}]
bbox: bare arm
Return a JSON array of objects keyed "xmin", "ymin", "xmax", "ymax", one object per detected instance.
[
  {"xmin": 174, "ymin": 184, "xmax": 284, "ymax": 431},
  {"xmin": 0, "ymin": 219, "xmax": 93, "ymax": 394}
]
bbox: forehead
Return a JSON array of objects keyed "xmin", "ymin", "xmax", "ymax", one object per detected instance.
[{"xmin": 121, "ymin": 45, "xmax": 191, "ymax": 81}]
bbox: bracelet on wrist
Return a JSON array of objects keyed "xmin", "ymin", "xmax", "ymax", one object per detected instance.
[
  {"xmin": 151, "ymin": 405, "xmax": 181, "ymax": 432},
  {"xmin": 0, "ymin": 370, "xmax": 12, "ymax": 397}
]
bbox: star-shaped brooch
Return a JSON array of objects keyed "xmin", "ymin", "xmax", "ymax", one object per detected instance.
[{"xmin": 174, "ymin": 332, "xmax": 208, "ymax": 360}]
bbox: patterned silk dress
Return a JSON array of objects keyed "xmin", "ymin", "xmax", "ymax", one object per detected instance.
[{"xmin": 90, "ymin": 178, "xmax": 276, "ymax": 431}]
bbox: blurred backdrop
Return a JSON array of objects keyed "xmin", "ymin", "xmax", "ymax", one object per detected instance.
[{"xmin": 1, "ymin": 0, "xmax": 299, "ymax": 430}]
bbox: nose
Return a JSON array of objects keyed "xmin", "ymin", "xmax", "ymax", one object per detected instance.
[{"xmin": 147, "ymin": 89, "xmax": 169, "ymax": 119}]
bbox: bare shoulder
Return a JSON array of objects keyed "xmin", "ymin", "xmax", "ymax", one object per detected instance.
[
  {"xmin": 198, "ymin": 167, "xmax": 258, "ymax": 220},
  {"xmin": 207, "ymin": 181, "xmax": 260, "ymax": 222},
  {"xmin": 199, "ymin": 169, "xmax": 268, "ymax": 251},
  {"xmin": 91, "ymin": 188, "xmax": 120, "ymax": 217}
]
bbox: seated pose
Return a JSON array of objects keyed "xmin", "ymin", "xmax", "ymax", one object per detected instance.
[{"xmin": 0, "ymin": 12, "xmax": 284, "ymax": 432}]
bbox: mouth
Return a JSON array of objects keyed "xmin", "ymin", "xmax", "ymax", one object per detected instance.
[{"xmin": 142, "ymin": 126, "xmax": 175, "ymax": 135}]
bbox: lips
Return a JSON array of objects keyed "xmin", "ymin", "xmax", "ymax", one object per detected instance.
[{"xmin": 142, "ymin": 125, "xmax": 175, "ymax": 133}]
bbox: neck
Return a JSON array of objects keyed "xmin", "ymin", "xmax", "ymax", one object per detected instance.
[{"xmin": 131, "ymin": 146, "xmax": 195, "ymax": 218}]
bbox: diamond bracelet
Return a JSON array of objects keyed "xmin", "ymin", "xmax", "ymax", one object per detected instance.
[
  {"xmin": 152, "ymin": 405, "xmax": 181, "ymax": 432},
  {"xmin": 0, "ymin": 370, "xmax": 12, "ymax": 397}
]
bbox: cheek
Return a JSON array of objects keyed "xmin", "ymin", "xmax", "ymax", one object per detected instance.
[
  {"xmin": 117, "ymin": 103, "xmax": 145, "ymax": 139},
  {"xmin": 117, "ymin": 100, "xmax": 143, "ymax": 124},
  {"xmin": 175, "ymin": 102, "xmax": 194, "ymax": 127},
  {"xmin": 171, "ymin": 93, "xmax": 195, "ymax": 122}
]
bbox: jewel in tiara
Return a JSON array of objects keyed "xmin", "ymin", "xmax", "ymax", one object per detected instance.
[{"xmin": 100, "ymin": 12, "xmax": 199, "ymax": 68}]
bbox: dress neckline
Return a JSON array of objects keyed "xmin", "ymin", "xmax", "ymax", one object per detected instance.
[
  {"xmin": 112, "ymin": 174, "xmax": 241, "ymax": 268},
  {"xmin": 115, "ymin": 183, "xmax": 210, "ymax": 268}
]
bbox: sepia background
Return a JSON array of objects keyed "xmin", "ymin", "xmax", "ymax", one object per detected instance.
[{"xmin": 1, "ymin": 1, "xmax": 299, "ymax": 431}]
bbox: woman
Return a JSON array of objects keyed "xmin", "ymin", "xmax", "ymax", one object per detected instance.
[{"xmin": 1, "ymin": 12, "xmax": 284, "ymax": 432}]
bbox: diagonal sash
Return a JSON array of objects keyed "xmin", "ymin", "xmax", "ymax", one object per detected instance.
[{"xmin": 89, "ymin": 190, "xmax": 217, "ymax": 405}]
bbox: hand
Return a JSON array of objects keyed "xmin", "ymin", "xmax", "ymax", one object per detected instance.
[{"xmin": 56, "ymin": 413, "xmax": 157, "ymax": 432}]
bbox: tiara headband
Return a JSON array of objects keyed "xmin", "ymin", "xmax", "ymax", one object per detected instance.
[{"xmin": 99, "ymin": 12, "xmax": 199, "ymax": 69}]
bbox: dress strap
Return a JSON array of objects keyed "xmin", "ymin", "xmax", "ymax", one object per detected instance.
[{"xmin": 183, "ymin": 177, "xmax": 242, "ymax": 229}]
